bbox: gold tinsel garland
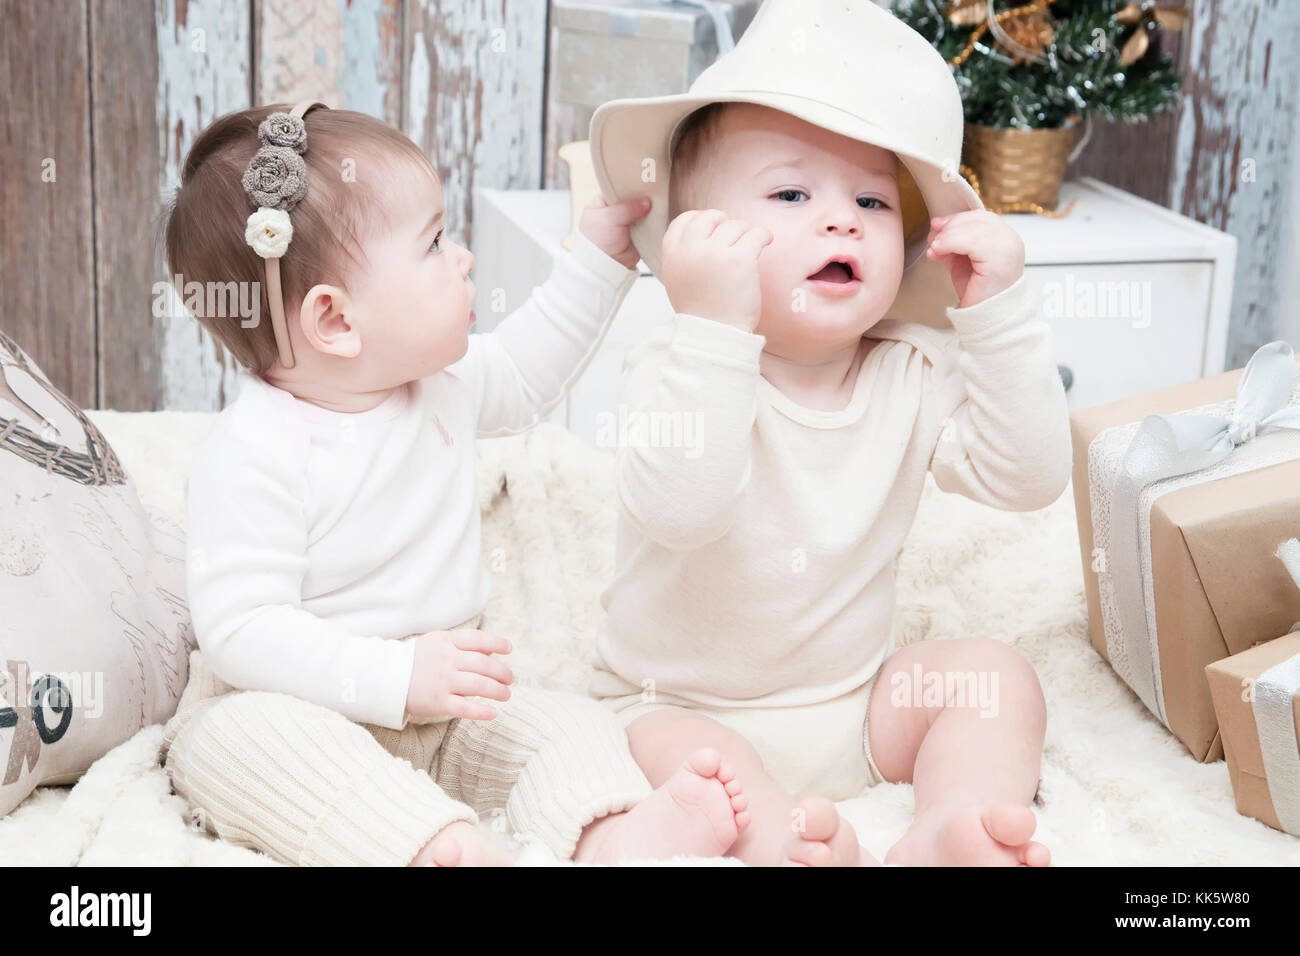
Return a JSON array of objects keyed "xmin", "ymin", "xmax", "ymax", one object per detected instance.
[
  {"xmin": 945, "ymin": 0, "xmax": 1055, "ymax": 68},
  {"xmin": 945, "ymin": 0, "xmax": 1077, "ymax": 219}
]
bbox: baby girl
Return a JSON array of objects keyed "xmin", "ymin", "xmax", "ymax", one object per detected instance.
[
  {"xmin": 588, "ymin": 0, "xmax": 1072, "ymax": 866},
  {"xmin": 158, "ymin": 102, "xmax": 748, "ymax": 866}
]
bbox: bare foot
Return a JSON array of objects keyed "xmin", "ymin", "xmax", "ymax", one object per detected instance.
[
  {"xmin": 884, "ymin": 800, "xmax": 1050, "ymax": 867},
  {"xmin": 574, "ymin": 747, "xmax": 749, "ymax": 864},
  {"xmin": 780, "ymin": 796, "xmax": 881, "ymax": 867},
  {"xmin": 410, "ymin": 821, "xmax": 516, "ymax": 867}
]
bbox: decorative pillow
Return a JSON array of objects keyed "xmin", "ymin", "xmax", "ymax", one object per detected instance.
[{"xmin": 0, "ymin": 330, "xmax": 196, "ymax": 818}]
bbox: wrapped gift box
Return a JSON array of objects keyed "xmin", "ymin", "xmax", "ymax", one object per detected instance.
[
  {"xmin": 1206, "ymin": 626, "xmax": 1300, "ymax": 835},
  {"xmin": 1070, "ymin": 343, "xmax": 1300, "ymax": 762},
  {"xmin": 551, "ymin": 0, "xmax": 761, "ymax": 108}
]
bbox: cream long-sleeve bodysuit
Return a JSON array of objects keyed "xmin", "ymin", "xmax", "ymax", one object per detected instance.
[{"xmin": 590, "ymin": 273, "xmax": 1072, "ymax": 795}]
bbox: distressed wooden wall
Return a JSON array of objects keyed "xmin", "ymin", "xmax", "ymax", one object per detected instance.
[
  {"xmin": 404, "ymin": 0, "xmax": 548, "ymax": 245},
  {"xmin": 2, "ymin": 0, "xmax": 1297, "ymax": 409},
  {"xmin": 2, "ymin": 0, "xmax": 96, "ymax": 411},
  {"xmin": 1173, "ymin": 0, "xmax": 1299, "ymax": 368},
  {"xmin": 2, "ymin": 0, "xmax": 547, "ymax": 412},
  {"xmin": 155, "ymin": 0, "xmax": 252, "ymax": 412},
  {"xmin": 1074, "ymin": 0, "xmax": 1300, "ymax": 369}
]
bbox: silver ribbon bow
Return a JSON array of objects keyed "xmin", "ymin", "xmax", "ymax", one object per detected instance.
[
  {"xmin": 1108, "ymin": 340, "xmax": 1300, "ymax": 725},
  {"xmin": 1252, "ymin": 537, "xmax": 1300, "ymax": 835}
]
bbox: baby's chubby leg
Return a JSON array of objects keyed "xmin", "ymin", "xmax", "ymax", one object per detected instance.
[
  {"xmin": 868, "ymin": 637, "xmax": 1051, "ymax": 867},
  {"xmin": 623, "ymin": 707, "xmax": 879, "ymax": 867}
]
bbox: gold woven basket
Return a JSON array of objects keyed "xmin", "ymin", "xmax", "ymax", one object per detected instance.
[{"xmin": 962, "ymin": 122, "xmax": 1079, "ymax": 211}]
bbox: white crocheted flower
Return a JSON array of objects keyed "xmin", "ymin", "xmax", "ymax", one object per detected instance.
[{"xmin": 245, "ymin": 207, "xmax": 292, "ymax": 258}]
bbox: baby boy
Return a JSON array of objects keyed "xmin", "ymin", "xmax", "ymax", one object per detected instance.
[{"xmin": 589, "ymin": 95, "xmax": 1073, "ymax": 864}]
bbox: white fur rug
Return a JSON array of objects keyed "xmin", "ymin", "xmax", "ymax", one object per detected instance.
[{"xmin": 2, "ymin": 410, "xmax": 1297, "ymax": 866}]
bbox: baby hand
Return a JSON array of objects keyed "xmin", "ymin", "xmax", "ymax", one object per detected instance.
[
  {"xmin": 404, "ymin": 629, "xmax": 514, "ymax": 723},
  {"xmin": 661, "ymin": 210, "xmax": 773, "ymax": 331},
  {"xmin": 578, "ymin": 195, "xmax": 653, "ymax": 270},
  {"xmin": 925, "ymin": 209, "xmax": 1025, "ymax": 309}
]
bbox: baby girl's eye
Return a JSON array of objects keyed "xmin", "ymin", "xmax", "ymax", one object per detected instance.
[
  {"xmin": 858, "ymin": 197, "xmax": 887, "ymax": 210},
  {"xmin": 772, "ymin": 189, "xmax": 807, "ymax": 203},
  {"xmin": 429, "ymin": 230, "xmax": 443, "ymax": 253}
]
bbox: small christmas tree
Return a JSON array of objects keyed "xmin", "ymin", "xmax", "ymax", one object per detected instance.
[{"xmin": 892, "ymin": 0, "xmax": 1186, "ymax": 130}]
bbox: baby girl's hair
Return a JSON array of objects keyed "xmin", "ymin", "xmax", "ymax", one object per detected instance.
[{"xmin": 163, "ymin": 105, "xmax": 434, "ymax": 375}]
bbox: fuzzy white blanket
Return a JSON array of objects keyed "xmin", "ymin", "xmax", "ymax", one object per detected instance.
[{"xmin": 2, "ymin": 410, "xmax": 1296, "ymax": 866}]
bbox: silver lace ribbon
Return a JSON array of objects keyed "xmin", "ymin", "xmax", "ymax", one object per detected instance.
[{"xmin": 1253, "ymin": 537, "xmax": 1300, "ymax": 835}]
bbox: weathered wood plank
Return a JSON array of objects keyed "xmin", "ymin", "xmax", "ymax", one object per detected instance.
[
  {"xmin": 1071, "ymin": 109, "xmax": 1181, "ymax": 209},
  {"xmin": 155, "ymin": 0, "xmax": 253, "ymax": 411},
  {"xmin": 1, "ymin": 0, "xmax": 96, "ymax": 409},
  {"xmin": 344, "ymin": 0, "xmax": 405, "ymax": 127},
  {"xmin": 256, "ymin": 0, "xmax": 345, "ymax": 106},
  {"xmin": 1168, "ymin": 0, "xmax": 1300, "ymax": 368},
  {"xmin": 91, "ymin": 0, "xmax": 161, "ymax": 411},
  {"xmin": 258, "ymin": 0, "xmax": 404, "ymax": 122},
  {"xmin": 405, "ymin": 0, "xmax": 548, "ymax": 248}
]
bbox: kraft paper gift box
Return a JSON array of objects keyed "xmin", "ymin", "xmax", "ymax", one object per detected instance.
[
  {"xmin": 1205, "ymin": 552, "xmax": 1300, "ymax": 837},
  {"xmin": 1070, "ymin": 341, "xmax": 1300, "ymax": 763},
  {"xmin": 551, "ymin": 0, "xmax": 760, "ymax": 109}
]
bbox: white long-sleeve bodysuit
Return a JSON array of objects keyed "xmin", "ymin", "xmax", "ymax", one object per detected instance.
[
  {"xmin": 590, "ymin": 273, "xmax": 1073, "ymax": 798},
  {"xmin": 185, "ymin": 232, "xmax": 637, "ymax": 731},
  {"xmin": 165, "ymin": 233, "xmax": 660, "ymax": 866}
]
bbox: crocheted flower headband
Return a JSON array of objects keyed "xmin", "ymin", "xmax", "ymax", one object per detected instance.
[{"xmin": 241, "ymin": 98, "xmax": 329, "ymax": 370}]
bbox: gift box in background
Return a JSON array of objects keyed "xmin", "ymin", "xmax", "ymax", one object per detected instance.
[
  {"xmin": 1206, "ymin": 564, "xmax": 1300, "ymax": 837},
  {"xmin": 1070, "ymin": 342, "xmax": 1300, "ymax": 763},
  {"xmin": 551, "ymin": 0, "xmax": 761, "ymax": 109}
]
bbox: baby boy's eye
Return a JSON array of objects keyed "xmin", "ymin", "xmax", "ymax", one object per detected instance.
[
  {"xmin": 858, "ymin": 197, "xmax": 888, "ymax": 210},
  {"xmin": 428, "ymin": 229, "xmax": 443, "ymax": 253},
  {"xmin": 772, "ymin": 189, "xmax": 807, "ymax": 203}
]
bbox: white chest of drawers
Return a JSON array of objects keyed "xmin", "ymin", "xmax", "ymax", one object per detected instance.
[{"xmin": 470, "ymin": 177, "xmax": 1237, "ymax": 444}]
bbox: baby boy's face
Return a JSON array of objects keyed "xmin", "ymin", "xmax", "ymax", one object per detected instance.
[{"xmin": 692, "ymin": 104, "xmax": 906, "ymax": 357}]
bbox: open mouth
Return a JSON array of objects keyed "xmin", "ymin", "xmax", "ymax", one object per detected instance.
[
  {"xmin": 806, "ymin": 257, "xmax": 861, "ymax": 295},
  {"xmin": 807, "ymin": 261, "xmax": 856, "ymax": 284}
]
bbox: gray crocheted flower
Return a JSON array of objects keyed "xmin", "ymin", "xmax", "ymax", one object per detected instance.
[
  {"xmin": 259, "ymin": 112, "xmax": 308, "ymax": 152},
  {"xmin": 241, "ymin": 146, "xmax": 308, "ymax": 211}
]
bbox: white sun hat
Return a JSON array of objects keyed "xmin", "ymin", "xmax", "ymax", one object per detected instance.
[{"xmin": 588, "ymin": 0, "xmax": 984, "ymax": 331}]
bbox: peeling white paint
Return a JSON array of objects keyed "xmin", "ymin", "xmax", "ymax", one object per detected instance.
[
  {"xmin": 1171, "ymin": 0, "xmax": 1300, "ymax": 365},
  {"xmin": 410, "ymin": 2, "xmax": 546, "ymax": 246},
  {"xmin": 258, "ymin": 0, "xmax": 345, "ymax": 106},
  {"xmin": 408, "ymin": 31, "xmax": 430, "ymax": 151},
  {"xmin": 155, "ymin": 0, "xmax": 251, "ymax": 411},
  {"xmin": 344, "ymin": 0, "xmax": 395, "ymax": 122}
]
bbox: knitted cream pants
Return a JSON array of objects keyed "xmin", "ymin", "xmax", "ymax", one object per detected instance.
[{"xmin": 160, "ymin": 630, "xmax": 653, "ymax": 866}]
